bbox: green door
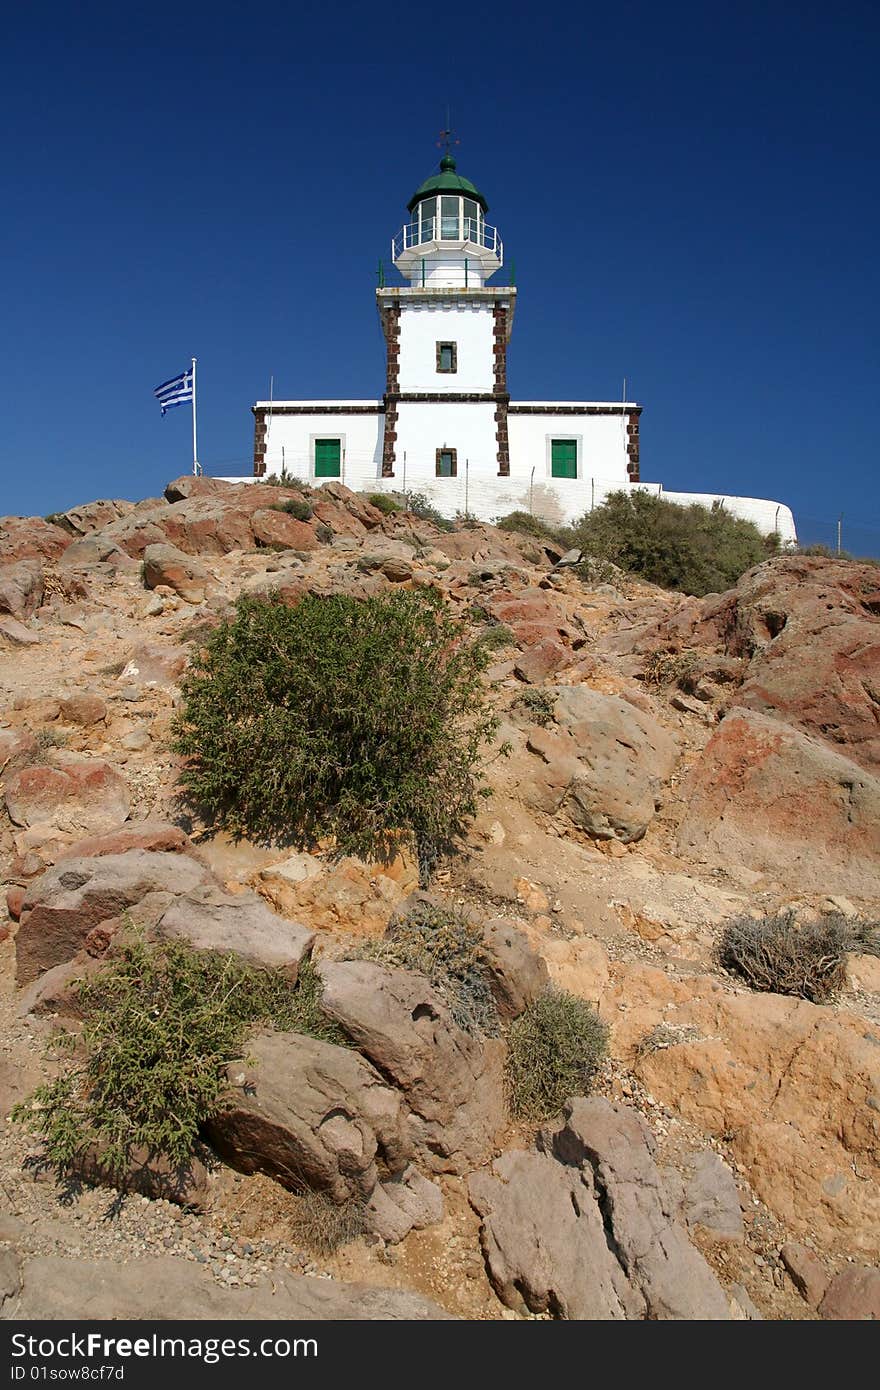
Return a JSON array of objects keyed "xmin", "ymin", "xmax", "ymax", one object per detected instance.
[
  {"xmin": 551, "ymin": 439, "xmax": 577, "ymax": 478},
  {"xmin": 314, "ymin": 439, "xmax": 341, "ymax": 477}
]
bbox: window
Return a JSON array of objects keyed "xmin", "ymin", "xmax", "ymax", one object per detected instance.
[
  {"xmin": 440, "ymin": 195, "xmax": 460, "ymax": 239},
  {"xmin": 551, "ymin": 439, "xmax": 577, "ymax": 478},
  {"xmin": 436, "ymin": 448, "xmax": 457, "ymax": 477},
  {"xmin": 463, "ymin": 198, "xmax": 479, "ymax": 242},
  {"xmin": 418, "ymin": 197, "xmax": 436, "ymax": 242},
  {"xmin": 314, "ymin": 438, "xmax": 341, "ymax": 477},
  {"xmin": 436, "ymin": 341, "xmax": 457, "ymax": 373}
]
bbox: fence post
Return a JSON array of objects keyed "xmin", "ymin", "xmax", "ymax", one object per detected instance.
[
  {"xmin": 465, "ymin": 459, "xmax": 469, "ymax": 518},
  {"xmin": 837, "ymin": 514, "xmax": 843, "ymax": 555}
]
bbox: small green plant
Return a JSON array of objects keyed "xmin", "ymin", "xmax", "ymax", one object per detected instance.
[
  {"xmin": 27, "ymin": 727, "xmax": 69, "ymax": 764},
  {"xmin": 506, "ymin": 990, "xmax": 608, "ymax": 1122},
  {"xmin": 12, "ymin": 935, "xmax": 341, "ymax": 1183},
  {"xmin": 172, "ymin": 589, "xmax": 498, "ymax": 873},
  {"xmin": 271, "ymin": 497, "xmax": 313, "ymax": 522},
  {"xmin": 477, "ymin": 623, "xmax": 515, "ymax": 651},
  {"xmin": 356, "ymin": 898, "xmax": 499, "ymax": 1036},
  {"xmin": 263, "ymin": 470, "xmax": 308, "ymax": 490},
  {"xmin": 367, "ymin": 492, "xmax": 401, "ymax": 516},
  {"xmin": 496, "ymin": 511, "xmax": 563, "ymax": 542},
  {"xmin": 288, "ymin": 1190, "xmax": 367, "ymax": 1255},
  {"xmin": 718, "ymin": 911, "xmax": 880, "ymax": 1002},
  {"xmin": 405, "ymin": 492, "xmax": 455, "ymax": 532},
  {"xmin": 314, "ymin": 522, "xmax": 333, "ymax": 544},
  {"xmin": 513, "ymin": 689, "xmax": 556, "ymax": 727}
]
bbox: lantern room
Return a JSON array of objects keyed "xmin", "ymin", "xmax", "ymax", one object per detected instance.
[{"xmin": 392, "ymin": 153, "xmax": 503, "ymax": 288}]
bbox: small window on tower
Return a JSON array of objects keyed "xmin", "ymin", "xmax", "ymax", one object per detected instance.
[
  {"xmin": 436, "ymin": 341, "xmax": 457, "ymax": 373},
  {"xmin": 436, "ymin": 448, "xmax": 457, "ymax": 477}
]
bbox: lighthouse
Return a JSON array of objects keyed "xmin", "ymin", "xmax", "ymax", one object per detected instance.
[{"xmin": 244, "ymin": 151, "xmax": 796, "ymax": 542}]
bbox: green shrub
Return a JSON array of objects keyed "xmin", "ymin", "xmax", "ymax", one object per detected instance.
[
  {"xmin": 477, "ymin": 623, "xmax": 515, "ymax": 651},
  {"xmin": 718, "ymin": 911, "xmax": 880, "ymax": 1002},
  {"xmin": 314, "ymin": 522, "xmax": 333, "ymax": 544},
  {"xmin": 12, "ymin": 935, "xmax": 340, "ymax": 1182},
  {"xmin": 642, "ymin": 648, "xmax": 700, "ymax": 690},
  {"xmin": 367, "ymin": 492, "xmax": 401, "ymax": 515},
  {"xmin": 271, "ymin": 497, "xmax": 313, "ymax": 522},
  {"xmin": 357, "ymin": 899, "xmax": 499, "ymax": 1036},
  {"xmin": 496, "ymin": 511, "xmax": 563, "ymax": 542},
  {"xmin": 405, "ymin": 492, "xmax": 456, "ymax": 532},
  {"xmin": 172, "ymin": 590, "xmax": 498, "ymax": 872},
  {"xmin": 567, "ymin": 491, "xmax": 778, "ymax": 597},
  {"xmin": 513, "ymin": 689, "xmax": 556, "ymax": 727},
  {"xmin": 506, "ymin": 990, "xmax": 608, "ymax": 1122}
]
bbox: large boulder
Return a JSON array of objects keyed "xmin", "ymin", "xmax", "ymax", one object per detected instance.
[
  {"xmin": 0, "ymin": 560, "xmax": 43, "ymax": 621},
  {"xmin": 677, "ymin": 707, "xmax": 880, "ymax": 895},
  {"xmin": 605, "ymin": 960, "xmax": 880, "ymax": 1251},
  {"xmin": 547, "ymin": 1099, "xmax": 731, "ymax": 1319},
  {"xmin": 469, "ymin": 1149, "xmax": 643, "ymax": 1319},
  {"xmin": 14, "ymin": 849, "xmax": 214, "ymax": 985},
  {"xmin": 5, "ymin": 758, "xmax": 130, "ymax": 837},
  {"xmin": 141, "ymin": 543, "xmax": 209, "ymax": 603},
  {"xmin": 0, "ymin": 516, "xmax": 71, "ymax": 564},
  {"xmin": 522, "ymin": 686, "xmax": 679, "ymax": 842},
  {"xmin": 206, "ymin": 1030, "xmax": 411, "ymax": 1202},
  {"xmin": 153, "ymin": 883, "xmax": 314, "ymax": 980},
  {"xmin": 819, "ymin": 1265, "xmax": 880, "ymax": 1320},
  {"xmin": 480, "ymin": 917, "xmax": 550, "ymax": 1020},
  {"xmin": 319, "ymin": 960, "xmax": 506, "ymax": 1173},
  {"xmin": 250, "ymin": 508, "xmax": 318, "ymax": 551}
]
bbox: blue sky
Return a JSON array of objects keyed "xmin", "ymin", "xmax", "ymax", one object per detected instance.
[{"xmin": 2, "ymin": 1, "xmax": 878, "ymax": 548}]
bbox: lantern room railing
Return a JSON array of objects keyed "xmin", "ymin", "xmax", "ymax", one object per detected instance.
[{"xmin": 392, "ymin": 221, "xmax": 503, "ymax": 261}]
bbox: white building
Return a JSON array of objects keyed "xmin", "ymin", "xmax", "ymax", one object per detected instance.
[{"xmin": 243, "ymin": 154, "xmax": 796, "ymax": 543}]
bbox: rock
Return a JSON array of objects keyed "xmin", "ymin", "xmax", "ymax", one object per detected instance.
[
  {"xmin": 679, "ymin": 1150, "xmax": 743, "ymax": 1241},
  {"xmin": 522, "ymin": 686, "xmax": 678, "ymax": 842},
  {"xmin": 5, "ymin": 758, "xmax": 129, "ymax": 836},
  {"xmin": 257, "ymin": 848, "xmax": 418, "ymax": 937},
  {"xmin": 780, "ymin": 1242, "xmax": 829, "ymax": 1307},
  {"xmin": 319, "ymin": 960, "xmax": 506, "ymax": 1172},
  {"xmin": 848, "ymin": 953, "xmax": 880, "ymax": 993},
  {"xmin": 819, "ymin": 1265, "xmax": 880, "ymax": 1320},
  {"xmin": 677, "ymin": 708, "xmax": 880, "ymax": 895},
  {"xmin": 5, "ymin": 1254, "xmax": 451, "ymax": 1320},
  {"xmin": 6, "ymin": 886, "xmax": 25, "ymax": 921},
  {"xmin": 0, "ymin": 1250, "xmax": 22, "ymax": 1308},
  {"xmin": 549, "ymin": 1098, "xmax": 731, "ymax": 1319},
  {"xmin": 250, "ymin": 508, "xmax": 318, "ymax": 551},
  {"xmin": 58, "ymin": 693, "xmax": 107, "ymax": 726},
  {"xmin": 118, "ymin": 641, "xmax": 187, "ymax": 686},
  {"xmin": 153, "ymin": 883, "xmax": 314, "ymax": 980},
  {"xmin": 536, "ymin": 934, "xmax": 610, "ymax": 1006},
  {"xmin": 120, "ymin": 726, "xmax": 151, "ymax": 752},
  {"xmin": 0, "ymin": 516, "xmax": 71, "ymax": 564},
  {"xmin": 0, "ymin": 616, "xmax": 39, "ymax": 646},
  {"xmin": 366, "ymin": 1165, "xmax": 445, "ymax": 1243},
  {"xmin": 0, "ymin": 559, "xmax": 44, "ymax": 620},
  {"xmin": 206, "ymin": 1030, "xmax": 411, "ymax": 1202},
  {"xmin": 514, "ymin": 639, "xmax": 568, "ymax": 684},
  {"xmin": 0, "ymin": 728, "xmax": 36, "ymax": 772},
  {"xmin": 55, "ymin": 820, "xmax": 191, "ymax": 861},
  {"xmin": 469, "ymin": 1149, "xmax": 643, "ymax": 1319},
  {"xmin": 728, "ymin": 1284, "xmax": 763, "ymax": 1320},
  {"xmin": 606, "ymin": 960, "xmax": 880, "ymax": 1251},
  {"xmin": 15, "ymin": 849, "xmax": 214, "ymax": 985},
  {"xmin": 142, "ymin": 543, "xmax": 209, "ymax": 603},
  {"xmin": 380, "ymin": 556, "xmax": 414, "ymax": 583},
  {"xmin": 58, "ymin": 535, "xmax": 135, "ymax": 571},
  {"xmin": 480, "ymin": 917, "xmax": 550, "ymax": 1019},
  {"xmin": 59, "ymin": 499, "xmax": 134, "ymax": 534},
  {"xmin": 73, "ymin": 1145, "xmax": 209, "ymax": 1209}
]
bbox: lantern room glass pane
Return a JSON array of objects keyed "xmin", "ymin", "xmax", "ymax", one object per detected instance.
[
  {"xmin": 463, "ymin": 198, "xmax": 479, "ymax": 242},
  {"xmin": 441, "ymin": 196, "xmax": 460, "ymax": 239},
  {"xmin": 418, "ymin": 197, "xmax": 436, "ymax": 243}
]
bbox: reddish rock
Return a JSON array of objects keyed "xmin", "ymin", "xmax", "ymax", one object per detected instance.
[
  {"xmin": 819, "ymin": 1265, "xmax": 880, "ymax": 1320},
  {"xmin": 0, "ymin": 516, "xmax": 72, "ymax": 564},
  {"xmin": 59, "ymin": 693, "xmax": 107, "ymax": 726},
  {"xmin": 250, "ymin": 508, "xmax": 318, "ymax": 552},
  {"xmin": 677, "ymin": 707, "xmax": 880, "ymax": 895},
  {"xmin": 514, "ymin": 639, "xmax": 568, "ymax": 684},
  {"xmin": 6, "ymin": 887, "xmax": 25, "ymax": 921},
  {"xmin": 55, "ymin": 821, "xmax": 191, "ymax": 861},
  {"xmin": 5, "ymin": 759, "xmax": 130, "ymax": 835},
  {"xmin": 142, "ymin": 543, "xmax": 209, "ymax": 603},
  {"xmin": 0, "ymin": 617, "xmax": 39, "ymax": 646},
  {"xmin": 164, "ymin": 475, "xmax": 230, "ymax": 503},
  {"xmin": 119, "ymin": 641, "xmax": 187, "ymax": 686},
  {"xmin": 59, "ymin": 500, "xmax": 133, "ymax": 534},
  {"xmin": 780, "ymin": 1242, "xmax": 829, "ymax": 1307}
]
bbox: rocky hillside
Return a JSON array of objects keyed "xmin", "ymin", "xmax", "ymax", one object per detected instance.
[{"xmin": 1, "ymin": 476, "xmax": 878, "ymax": 1321}]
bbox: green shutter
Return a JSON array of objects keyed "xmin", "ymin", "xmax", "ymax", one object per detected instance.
[
  {"xmin": 314, "ymin": 439, "xmax": 341, "ymax": 477},
  {"xmin": 551, "ymin": 439, "xmax": 577, "ymax": 479}
]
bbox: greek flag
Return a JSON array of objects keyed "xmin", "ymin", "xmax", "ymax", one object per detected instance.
[{"xmin": 154, "ymin": 367, "xmax": 193, "ymax": 416}]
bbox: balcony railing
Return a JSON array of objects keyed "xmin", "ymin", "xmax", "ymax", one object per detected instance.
[{"xmin": 392, "ymin": 221, "xmax": 503, "ymax": 261}]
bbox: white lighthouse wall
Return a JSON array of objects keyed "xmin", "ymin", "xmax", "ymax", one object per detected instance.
[
  {"xmin": 398, "ymin": 303, "xmax": 495, "ymax": 393},
  {"xmin": 257, "ymin": 407, "xmax": 384, "ymax": 485}
]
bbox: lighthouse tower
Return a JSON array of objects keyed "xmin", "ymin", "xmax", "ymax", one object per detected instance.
[{"xmin": 376, "ymin": 152, "xmax": 515, "ymax": 488}]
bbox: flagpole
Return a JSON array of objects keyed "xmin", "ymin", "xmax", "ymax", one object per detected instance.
[{"xmin": 191, "ymin": 357, "xmax": 200, "ymax": 476}]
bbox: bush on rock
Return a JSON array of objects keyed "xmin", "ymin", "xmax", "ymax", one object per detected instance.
[
  {"xmin": 506, "ymin": 989, "xmax": 608, "ymax": 1122},
  {"xmin": 718, "ymin": 911, "xmax": 880, "ymax": 1002}
]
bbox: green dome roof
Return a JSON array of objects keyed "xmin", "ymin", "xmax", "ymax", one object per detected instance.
[{"xmin": 406, "ymin": 154, "xmax": 489, "ymax": 214}]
